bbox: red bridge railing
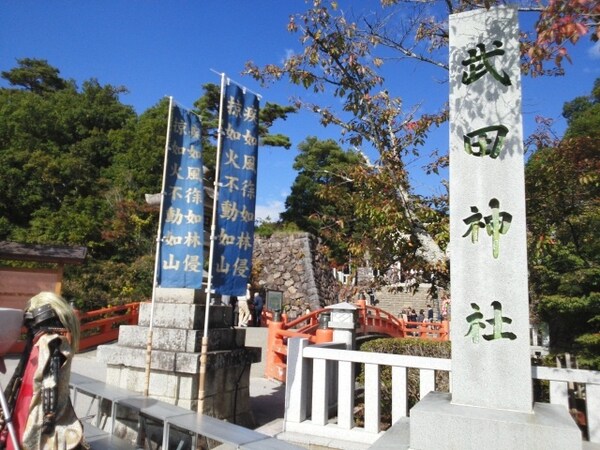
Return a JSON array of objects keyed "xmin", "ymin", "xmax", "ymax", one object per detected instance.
[
  {"xmin": 356, "ymin": 300, "xmax": 449, "ymax": 340},
  {"xmin": 265, "ymin": 299, "xmax": 449, "ymax": 382},
  {"xmin": 7, "ymin": 302, "xmax": 140, "ymax": 354},
  {"xmin": 77, "ymin": 302, "xmax": 140, "ymax": 351}
]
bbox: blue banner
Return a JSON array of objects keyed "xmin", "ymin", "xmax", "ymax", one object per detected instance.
[
  {"xmin": 213, "ymin": 83, "xmax": 259, "ymax": 296},
  {"xmin": 157, "ymin": 104, "xmax": 204, "ymax": 288}
]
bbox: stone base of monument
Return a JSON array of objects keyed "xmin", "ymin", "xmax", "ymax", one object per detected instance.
[
  {"xmin": 410, "ymin": 392, "xmax": 582, "ymax": 450},
  {"xmin": 98, "ymin": 288, "xmax": 261, "ymax": 428}
]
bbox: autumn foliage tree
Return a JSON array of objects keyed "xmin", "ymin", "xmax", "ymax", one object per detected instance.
[
  {"xmin": 245, "ymin": 0, "xmax": 598, "ymax": 290},
  {"xmin": 246, "ymin": 0, "xmax": 452, "ymax": 288}
]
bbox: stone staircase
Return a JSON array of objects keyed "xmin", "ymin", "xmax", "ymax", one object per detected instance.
[{"xmin": 373, "ymin": 284, "xmax": 434, "ymax": 317}]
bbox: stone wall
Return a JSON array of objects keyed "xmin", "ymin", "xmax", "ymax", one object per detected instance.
[{"xmin": 253, "ymin": 232, "xmax": 339, "ymax": 316}]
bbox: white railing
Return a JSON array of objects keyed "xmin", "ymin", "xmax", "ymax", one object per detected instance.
[
  {"xmin": 283, "ymin": 338, "xmax": 600, "ymax": 446},
  {"xmin": 333, "ymin": 268, "xmax": 355, "ymax": 285}
]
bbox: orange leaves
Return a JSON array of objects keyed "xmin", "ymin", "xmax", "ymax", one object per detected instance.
[{"xmin": 524, "ymin": 0, "xmax": 599, "ymax": 76}]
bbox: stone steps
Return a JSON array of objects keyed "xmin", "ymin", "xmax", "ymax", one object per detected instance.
[{"xmin": 372, "ymin": 285, "xmax": 434, "ymax": 317}]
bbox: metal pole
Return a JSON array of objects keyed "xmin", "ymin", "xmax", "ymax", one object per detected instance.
[
  {"xmin": 0, "ymin": 378, "xmax": 20, "ymax": 450},
  {"xmin": 143, "ymin": 96, "xmax": 174, "ymax": 397},
  {"xmin": 197, "ymin": 73, "xmax": 226, "ymax": 413}
]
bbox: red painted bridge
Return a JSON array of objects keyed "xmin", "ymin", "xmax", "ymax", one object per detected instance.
[{"xmin": 264, "ymin": 299, "xmax": 449, "ymax": 382}]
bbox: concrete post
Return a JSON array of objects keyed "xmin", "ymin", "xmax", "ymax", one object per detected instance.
[{"xmin": 326, "ymin": 302, "xmax": 358, "ymax": 350}]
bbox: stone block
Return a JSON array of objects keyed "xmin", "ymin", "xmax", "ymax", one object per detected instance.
[
  {"xmin": 173, "ymin": 346, "xmax": 260, "ymax": 374},
  {"xmin": 174, "ymin": 398, "xmax": 196, "ymax": 410},
  {"xmin": 117, "ymin": 325, "xmax": 239, "ymax": 352},
  {"xmin": 205, "ymin": 327, "xmax": 240, "ymax": 352},
  {"xmin": 105, "ymin": 365, "xmax": 123, "ymax": 388},
  {"xmin": 106, "ymin": 365, "xmax": 142, "ymax": 393},
  {"xmin": 138, "ymin": 302, "xmax": 232, "ymax": 329},
  {"xmin": 117, "ymin": 325, "xmax": 190, "ymax": 352},
  {"xmin": 211, "ymin": 386, "xmax": 251, "ymax": 422},
  {"xmin": 116, "ymin": 365, "xmax": 197, "ymax": 408},
  {"xmin": 200, "ymin": 361, "xmax": 252, "ymax": 398},
  {"xmin": 148, "ymin": 371, "xmax": 181, "ymax": 398},
  {"xmin": 177, "ymin": 374, "xmax": 197, "ymax": 401},
  {"xmin": 410, "ymin": 392, "xmax": 582, "ymax": 450},
  {"xmin": 97, "ymin": 344, "xmax": 176, "ymax": 371},
  {"xmin": 154, "ymin": 287, "xmax": 206, "ymax": 304}
]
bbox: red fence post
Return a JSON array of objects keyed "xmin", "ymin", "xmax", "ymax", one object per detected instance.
[
  {"xmin": 314, "ymin": 311, "xmax": 333, "ymax": 344},
  {"xmin": 441, "ymin": 320, "xmax": 450, "ymax": 341},
  {"xmin": 356, "ymin": 299, "xmax": 367, "ymax": 334},
  {"xmin": 265, "ymin": 314, "xmax": 286, "ymax": 381}
]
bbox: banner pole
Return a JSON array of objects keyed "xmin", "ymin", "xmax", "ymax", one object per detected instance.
[
  {"xmin": 144, "ymin": 96, "xmax": 174, "ymax": 397},
  {"xmin": 197, "ymin": 73, "xmax": 226, "ymax": 413}
]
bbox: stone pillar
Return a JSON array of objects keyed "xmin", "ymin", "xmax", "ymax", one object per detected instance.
[
  {"xmin": 410, "ymin": 7, "xmax": 581, "ymax": 449},
  {"xmin": 326, "ymin": 302, "xmax": 357, "ymax": 349},
  {"xmin": 449, "ymin": 5, "xmax": 531, "ymax": 413},
  {"xmin": 97, "ymin": 288, "xmax": 260, "ymax": 426}
]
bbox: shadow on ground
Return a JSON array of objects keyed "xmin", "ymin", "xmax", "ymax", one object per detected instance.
[{"xmin": 249, "ymin": 378, "xmax": 286, "ymax": 428}]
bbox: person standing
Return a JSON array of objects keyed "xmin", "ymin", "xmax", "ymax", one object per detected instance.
[
  {"xmin": 367, "ymin": 289, "xmax": 376, "ymax": 306},
  {"xmin": 238, "ymin": 285, "xmax": 251, "ymax": 327},
  {"xmin": 409, "ymin": 309, "xmax": 417, "ymax": 322},
  {"xmin": 427, "ymin": 304, "xmax": 434, "ymax": 321},
  {"xmin": 253, "ymin": 292, "xmax": 264, "ymax": 327}
]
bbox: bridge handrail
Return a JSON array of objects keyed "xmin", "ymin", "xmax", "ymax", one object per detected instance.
[
  {"xmin": 356, "ymin": 300, "xmax": 449, "ymax": 340},
  {"xmin": 7, "ymin": 302, "xmax": 141, "ymax": 354},
  {"xmin": 272, "ymin": 328, "xmax": 315, "ymax": 342},
  {"xmin": 283, "ymin": 309, "xmax": 321, "ymax": 332},
  {"xmin": 78, "ymin": 302, "xmax": 140, "ymax": 351},
  {"xmin": 358, "ymin": 303, "xmax": 404, "ymax": 326},
  {"xmin": 264, "ymin": 300, "xmax": 449, "ymax": 381}
]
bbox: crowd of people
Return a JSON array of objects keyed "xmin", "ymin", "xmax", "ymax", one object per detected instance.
[
  {"xmin": 397, "ymin": 294, "xmax": 451, "ymax": 323},
  {"xmin": 399, "ymin": 304, "xmax": 435, "ymax": 323}
]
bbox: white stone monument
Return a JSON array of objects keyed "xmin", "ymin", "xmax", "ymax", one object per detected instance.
[{"xmin": 410, "ymin": 7, "xmax": 581, "ymax": 449}]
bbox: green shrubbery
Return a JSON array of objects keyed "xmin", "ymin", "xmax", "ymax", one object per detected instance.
[{"xmin": 357, "ymin": 338, "xmax": 451, "ymax": 424}]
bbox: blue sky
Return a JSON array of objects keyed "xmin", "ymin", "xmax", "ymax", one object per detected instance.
[{"xmin": 2, "ymin": 1, "xmax": 599, "ymax": 221}]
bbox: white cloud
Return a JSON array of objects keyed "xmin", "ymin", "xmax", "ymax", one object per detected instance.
[{"xmin": 255, "ymin": 199, "xmax": 285, "ymax": 222}]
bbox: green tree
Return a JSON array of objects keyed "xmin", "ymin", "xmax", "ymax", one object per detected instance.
[
  {"xmin": 526, "ymin": 78, "xmax": 600, "ymax": 368},
  {"xmin": 0, "ymin": 64, "xmax": 135, "ymax": 244},
  {"xmin": 0, "ymin": 63, "xmax": 295, "ymax": 310},
  {"xmin": 281, "ymin": 137, "xmax": 366, "ymax": 262},
  {"xmin": 108, "ymin": 98, "xmax": 171, "ymax": 201},
  {"xmin": 1, "ymin": 58, "xmax": 69, "ymax": 93}
]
